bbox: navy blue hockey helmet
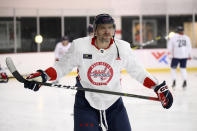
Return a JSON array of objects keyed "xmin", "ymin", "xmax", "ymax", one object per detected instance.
[
  {"xmin": 176, "ymin": 26, "xmax": 184, "ymax": 33},
  {"xmin": 62, "ymin": 36, "xmax": 69, "ymax": 41},
  {"xmin": 93, "ymin": 14, "xmax": 115, "ymax": 31}
]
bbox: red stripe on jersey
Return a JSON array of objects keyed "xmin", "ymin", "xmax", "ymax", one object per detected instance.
[
  {"xmin": 45, "ymin": 67, "xmax": 57, "ymax": 81},
  {"xmin": 143, "ymin": 77, "xmax": 156, "ymax": 88}
]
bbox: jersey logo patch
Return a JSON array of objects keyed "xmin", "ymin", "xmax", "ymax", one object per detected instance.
[
  {"xmin": 87, "ymin": 62, "xmax": 113, "ymax": 85},
  {"xmin": 83, "ymin": 54, "xmax": 92, "ymax": 59}
]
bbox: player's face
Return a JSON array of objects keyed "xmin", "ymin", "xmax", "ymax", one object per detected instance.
[
  {"xmin": 95, "ymin": 24, "xmax": 115, "ymax": 42},
  {"xmin": 62, "ymin": 40, "xmax": 69, "ymax": 46}
]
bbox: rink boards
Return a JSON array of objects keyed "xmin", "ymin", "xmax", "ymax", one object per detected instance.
[{"xmin": 0, "ymin": 48, "xmax": 197, "ymax": 77}]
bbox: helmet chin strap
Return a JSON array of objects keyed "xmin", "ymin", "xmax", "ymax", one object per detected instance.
[{"xmin": 113, "ymin": 36, "xmax": 120, "ymax": 59}]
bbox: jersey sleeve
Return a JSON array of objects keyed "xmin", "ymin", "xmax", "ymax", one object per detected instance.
[
  {"xmin": 167, "ymin": 37, "xmax": 174, "ymax": 57},
  {"xmin": 121, "ymin": 42, "xmax": 159, "ymax": 89}
]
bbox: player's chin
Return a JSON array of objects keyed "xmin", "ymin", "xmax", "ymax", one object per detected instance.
[{"xmin": 103, "ymin": 36, "xmax": 112, "ymax": 40}]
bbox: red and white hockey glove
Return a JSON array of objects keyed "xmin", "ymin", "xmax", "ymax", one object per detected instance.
[
  {"xmin": 154, "ymin": 81, "xmax": 173, "ymax": 109},
  {"xmin": 24, "ymin": 70, "xmax": 48, "ymax": 91},
  {"xmin": 0, "ymin": 72, "xmax": 9, "ymax": 83}
]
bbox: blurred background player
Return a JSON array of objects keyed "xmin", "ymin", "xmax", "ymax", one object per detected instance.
[
  {"xmin": 168, "ymin": 26, "xmax": 192, "ymax": 89},
  {"xmin": 0, "ymin": 64, "xmax": 9, "ymax": 83},
  {"xmin": 87, "ymin": 24, "xmax": 94, "ymax": 36},
  {"xmin": 53, "ymin": 36, "xmax": 71, "ymax": 83},
  {"xmin": 54, "ymin": 36, "xmax": 71, "ymax": 61}
]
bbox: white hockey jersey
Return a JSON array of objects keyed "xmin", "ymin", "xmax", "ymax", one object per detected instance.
[
  {"xmin": 168, "ymin": 33, "xmax": 192, "ymax": 59},
  {"xmin": 52, "ymin": 36, "xmax": 158, "ymax": 110},
  {"xmin": 54, "ymin": 42, "xmax": 71, "ymax": 59}
]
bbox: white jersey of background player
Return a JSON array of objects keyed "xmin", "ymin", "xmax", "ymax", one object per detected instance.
[
  {"xmin": 54, "ymin": 36, "xmax": 71, "ymax": 61},
  {"xmin": 167, "ymin": 26, "xmax": 192, "ymax": 89},
  {"xmin": 25, "ymin": 14, "xmax": 173, "ymax": 131},
  {"xmin": 168, "ymin": 29, "xmax": 192, "ymax": 59}
]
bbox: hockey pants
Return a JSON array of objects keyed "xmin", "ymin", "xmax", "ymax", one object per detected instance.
[{"xmin": 74, "ymin": 90, "xmax": 132, "ymax": 131}]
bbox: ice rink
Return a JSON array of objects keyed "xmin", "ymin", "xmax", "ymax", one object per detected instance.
[{"xmin": 0, "ymin": 71, "xmax": 197, "ymax": 131}]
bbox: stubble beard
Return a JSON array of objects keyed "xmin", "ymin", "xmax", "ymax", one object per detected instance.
[{"xmin": 98, "ymin": 35, "xmax": 111, "ymax": 43}]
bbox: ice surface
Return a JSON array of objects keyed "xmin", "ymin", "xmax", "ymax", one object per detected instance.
[{"xmin": 0, "ymin": 72, "xmax": 197, "ymax": 131}]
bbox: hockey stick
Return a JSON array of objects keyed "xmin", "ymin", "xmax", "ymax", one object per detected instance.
[
  {"xmin": 5, "ymin": 57, "xmax": 159, "ymax": 101},
  {"xmin": 132, "ymin": 36, "xmax": 162, "ymax": 49}
]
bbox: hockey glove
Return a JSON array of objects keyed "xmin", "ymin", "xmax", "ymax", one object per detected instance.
[
  {"xmin": 24, "ymin": 70, "xmax": 48, "ymax": 91},
  {"xmin": 0, "ymin": 72, "xmax": 9, "ymax": 83},
  {"xmin": 154, "ymin": 81, "xmax": 173, "ymax": 109}
]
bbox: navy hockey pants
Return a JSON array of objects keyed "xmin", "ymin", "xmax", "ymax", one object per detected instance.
[
  {"xmin": 74, "ymin": 90, "xmax": 132, "ymax": 131},
  {"xmin": 171, "ymin": 58, "xmax": 187, "ymax": 68}
]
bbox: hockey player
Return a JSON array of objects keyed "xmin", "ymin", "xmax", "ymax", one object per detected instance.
[
  {"xmin": 168, "ymin": 26, "xmax": 192, "ymax": 89},
  {"xmin": 53, "ymin": 36, "xmax": 71, "ymax": 83},
  {"xmin": 24, "ymin": 14, "xmax": 173, "ymax": 131},
  {"xmin": 54, "ymin": 36, "xmax": 71, "ymax": 61},
  {"xmin": 0, "ymin": 64, "xmax": 9, "ymax": 83}
]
